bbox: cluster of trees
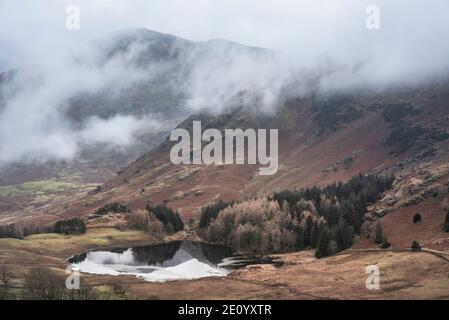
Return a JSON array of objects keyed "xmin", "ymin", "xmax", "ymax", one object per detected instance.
[
  {"xmin": 129, "ymin": 210, "xmax": 166, "ymax": 239},
  {"xmin": 203, "ymin": 197, "xmax": 358, "ymax": 257},
  {"xmin": 314, "ymin": 219, "xmax": 356, "ymax": 258},
  {"xmin": 129, "ymin": 204, "xmax": 184, "ymax": 236},
  {"xmin": 147, "ymin": 204, "xmax": 184, "ymax": 233},
  {"xmin": 54, "ymin": 218, "xmax": 86, "ymax": 235},
  {"xmin": 204, "ymin": 198, "xmax": 299, "ymax": 253},
  {"xmin": 374, "ymin": 223, "xmax": 391, "ymax": 249},
  {"xmin": 199, "ymin": 200, "xmax": 232, "ymax": 229},
  {"xmin": 201, "ymin": 173, "xmax": 395, "ymax": 258},
  {"xmin": 272, "ymin": 173, "xmax": 394, "ymax": 233},
  {"xmin": 0, "ymin": 222, "xmax": 51, "ymax": 239},
  {"xmin": 94, "ymin": 202, "xmax": 130, "ymax": 216},
  {"xmin": 0, "ymin": 223, "xmax": 26, "ymax": 239},
  {"xmin": 0, "ymin": 219, "xmax": 86, "ymax": 239}
]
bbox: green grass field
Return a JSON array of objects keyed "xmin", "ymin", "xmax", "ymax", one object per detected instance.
[
  {"xmin": 0, "ymin": 180, "xmax": 81, "ymax": 197},
  {"xmin": 0, "ymin": 228, "xmax": 152, "ymax": 257}
]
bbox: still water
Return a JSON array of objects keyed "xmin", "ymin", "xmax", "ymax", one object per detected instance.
[{"xmin": 68, "ymin": 241, "xmax": 260, "ymax": 282}]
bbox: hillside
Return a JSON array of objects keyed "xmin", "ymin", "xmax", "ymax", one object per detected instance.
[
  {"xmin": 13, "ymin": 79, "xmax": 448, "ymax": 251},
  {"xmin": 0, "ymin": 29, "xmax": 276, "ymax": 218},
  {"xmin": 2, "ymin": 79, "xmax": 449, "ymax": 300},
  {"xmin": 1, "ymin": 27, "xmax": 449, "ymax": 301}
]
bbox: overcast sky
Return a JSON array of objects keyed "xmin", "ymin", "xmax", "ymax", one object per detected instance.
[
  {"xmin": 0, "ymin": 1, "xmax": 449, "ymax": 165},
  {"xmin": 1, "ymin": 0, "xmax": 449, "ymax": 79}
]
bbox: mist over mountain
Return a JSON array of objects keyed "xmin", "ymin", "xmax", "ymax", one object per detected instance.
[
  {"xmin": 0, "ymin": 28, "xmax": 292, "ymax": 168},
  {"xmin": 1, "ymin": 2, "xmax": 449, "ymax": 301},
  {"xmin": 0, "ymin": 1, "xmax": 448, "ymax": 170},
  {"xmin": 0, "ymin": 1, "xmax": 448, "ymax": 185},
  {"xmin": 2, "ymin": 26, "xmax": 448, "ymax": 169},
  {"xmin": 0, "ymin": 28, "xmax": 295, "ymax": 188}
]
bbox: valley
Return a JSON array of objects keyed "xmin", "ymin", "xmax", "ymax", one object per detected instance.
[
  {"xmin": 1, "ymin": 227, "xmax": 449, "ymax": 299},
  {"xmin": 1, "ymin": 29, "xmax": 449, "ymax": 300}
]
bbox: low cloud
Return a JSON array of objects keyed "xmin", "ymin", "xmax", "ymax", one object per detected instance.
[
  {"xmin": 0, "ymin": 39, "xmax": 166, "ymax": 164},
  {"xmin": 78, "ymin": 115, "xmax": 161, "ymax": 147},
  {"xmin": 0, "ymin": 0, "xmax": 448, "ymax": 165}
]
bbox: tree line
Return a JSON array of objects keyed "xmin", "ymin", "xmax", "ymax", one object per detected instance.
[
  {"xmin": 128, "ymin": 204, "xmax": 184, "ymax": 238},
  {"xmin": 0, "ymin": 218, "xmax": 86, "ymax": 239},
  {"xmin": 54, "ymin": 218, "xmax": 86, "ymax": 235},
  {"xmin": 200, "ymin": 173, "xmax": 395, "ymax": 258}
]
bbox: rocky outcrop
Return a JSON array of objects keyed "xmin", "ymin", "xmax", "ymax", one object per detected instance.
[{"xmin": 363, "ymin": 157, "xmax": 449, "ymax": 236}]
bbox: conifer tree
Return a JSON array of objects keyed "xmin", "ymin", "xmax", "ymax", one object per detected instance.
[
  {"xmin": 374, "ymin": 223, "xmax": 384, "ymax": 244},
  {"xmin": 444, "ymin": 210, "xmax": 449, "ymax": 232},
  {"xmin": 381, "ymin": 235, "xmax": 391, "ymax": 249},
  {"xmin": 310, "ymin": 222, "xmax": 320, "ymax": 248},
  {"xmin": 315, "ymin": 228, "xmax": 331, "ymax": 258},
  {"xmin": 336, "ymin": 219, "xmax": 354, "ymax": 251},
  {"xmin": 411, "ymin": 240, "xmax": 421, "ymax": 252}
]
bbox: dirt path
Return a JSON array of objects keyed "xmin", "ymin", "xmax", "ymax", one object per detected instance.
[{"xmin": 346, "ymin": 248, "xmax": 449, "ymax": 263}]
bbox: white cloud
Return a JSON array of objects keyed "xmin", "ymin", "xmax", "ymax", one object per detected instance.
[
  {"xmin": 0, "ymin": 0, "xmax": 448, "ymax": 164},
  {"xmin": 78, "ymin": 115, "xmax": 160, "ymax": 146},
  {"xmin": 2, "ymin": 0, "xmax": 449, "ymax": 79}
]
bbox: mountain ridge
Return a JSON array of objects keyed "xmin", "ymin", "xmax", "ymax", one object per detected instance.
[
  {"xmin": 14, "ymin": 80, "xmax": 448, "ymax": 232},
  {"xmin": 1, "ymin": 30, "xmax": 449, "ymax": 256}
]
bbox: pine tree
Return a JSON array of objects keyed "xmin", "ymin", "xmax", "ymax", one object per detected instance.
[
  {"xmin": 328, "ymin": 240, "xmax": 339, "ymax": 255},
  {"xmin": 315, "ymin": 228, "xmax": 331, "ymax": 258},
  {"xmin": 374, "ymin": 223, "xmax": 384, "ymax": 244},
  {"xmin": 336, "ymin": 219, "xmax": 354, "ymax": 251},
  {"xmin": 381, "ymin": 235, "xmax": 391, "ymax": 249},
  {"xmin": 444, "ymin": 210, "xmax": 449, "ymax": 232},
  {"xmin": 296, "ymin": 226, "xmax": 305, "ymax": 250},
  {"xmin": 310, "ymin": 221, "xmax": 321, "ymax": 249},
  {"xmin": 304, "ymin": 216, "xmax": 313, "ymax": 247},
  {"xmin": 411, "ymin": 240, "xmax": 421, "ymax": 252},
  {"xmin": 54, "ymin": 218, "xmax": 86, "ymax": 235}
]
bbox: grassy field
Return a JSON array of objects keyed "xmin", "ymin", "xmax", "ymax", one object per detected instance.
[
  {"xmin": 1, "ymin": 228, "xmax": 449, "ymax": 300},
  {"xmin": 0, "ymin": 228, "xmax": 153, "ymax": 257},
  {"xmin": 0, "ymin": 227, "xmax": 155, "ymax": 282},
  {"xmin": 0, "ymin": 180, "xmax": 82, "ymax": 197},
  {"xmin": 0, "ymin": 228, "xmax": 159, "ymax": 300}
]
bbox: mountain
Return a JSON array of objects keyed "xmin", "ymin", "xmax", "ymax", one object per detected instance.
[
  {"xmin": 2, "ymin": 29, "xmax": 449, "ymax": 300},
  {"xmin": 0, "ymin": 28, "xmax": 276, "ymax": 182},
  {"xmin": 2, "ymin": 29, "xmax": 449, "ymax": 253},
  {"xmin": 12, "ymin": 78, "xmax": 449, "ymax": 248},
  {"xmin": 0, "ymin": 29, "xmax": 269, "ymax": 186},
  {"xmin": 65, "ymin": 28, "xmax": 276, "ymax": 124},
  {"xmin": 0, "ymin": 28, "xmax": 278, "ymax": 219}
]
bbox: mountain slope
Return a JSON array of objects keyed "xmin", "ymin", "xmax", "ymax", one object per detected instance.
[
  {"xmin": 2, "ymin": 30, "xmax": 449, "ymax": 254},
  {"xmin": 0, "ymin": 29, "xmax": 276, "ymax": 186},
  {"xmin": 0, "ymin": 29, "xmax": 279, "ymax": 220},
  {"xmin": 26, "ymin": 81, "xmax": 449, "ymax": 237}
]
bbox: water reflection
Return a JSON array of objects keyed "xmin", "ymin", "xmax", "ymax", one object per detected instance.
[{"xmin": 68, "ymin": 241, "xmax": 235, "ymax": 282}]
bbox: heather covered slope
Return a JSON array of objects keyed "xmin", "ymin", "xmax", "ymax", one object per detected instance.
[
  {"xmin": 1, "ymin": 30, "xmax": 449, "ymax": 255},
  {"xmin": 28, "ymin": 81, "xmax": 449, "ymax": 235},
  {"xmin": 2, "ymin": 79, "xmax": 449, "ymax": 301}
]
